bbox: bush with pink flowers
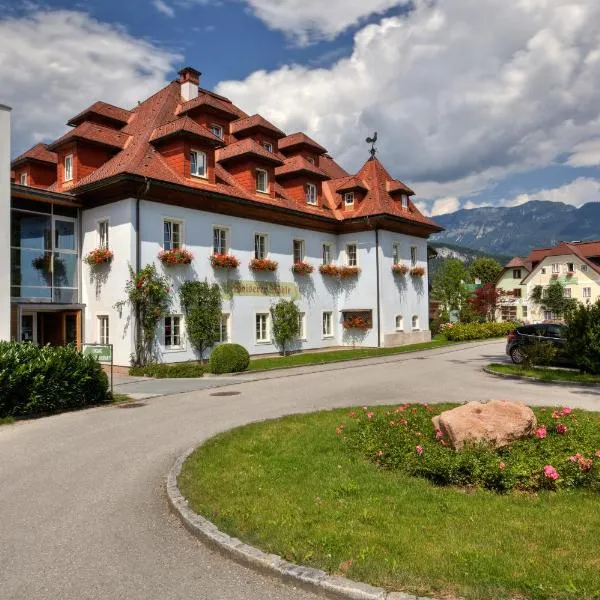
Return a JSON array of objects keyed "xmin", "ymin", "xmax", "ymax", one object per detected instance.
[{"xmin": 340, "ymin": 403, "xmax": 600, "ymax": 493}]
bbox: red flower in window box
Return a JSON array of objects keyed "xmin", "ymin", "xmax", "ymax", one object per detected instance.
[
  {"xmin": 249, "ymin": 258, "xmax": 278, "ymax": 272},
  {"xmin": 392, "ymin": 264, "xmax": 409, "ymax": 276},
  {"xmin": 566, "ymin": 271, "xmax": 575, "ymax": 277},
  {"xmin": 342, "ymin": 316, "xmax": 371, "ymax": 330},
  {"xmin": 292, "ymin": 261, "xmax": 314, "ymax": 275},
  {"xmin": 410, "ymin": 266, "xmax": 426, "ymax": 277},
  {"xmin": 210, "ymin": 254, "xmax": 240, "ymax": 270},
  {"xmin": 339, "ymin": 266, "xmax": 361, "ymax": 279},
  {"xmin": 319, "ymin": 264, "xmax": 340, "ymax": 277},
  {"xmin": 158, "ymin": 248, "xmax": 193, "ymax": 265},
  {"xmin": 84, "ymin": 247, "xmax": 113, "ymax": 266}
]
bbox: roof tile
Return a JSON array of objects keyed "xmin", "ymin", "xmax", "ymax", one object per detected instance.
[
  {"xmin": 231, "ymin": 114, "xmax": 286, "ymax": 139},
  {"xmin": 12, "ymin": 143, "xmax": 57, "ymax": 166}
]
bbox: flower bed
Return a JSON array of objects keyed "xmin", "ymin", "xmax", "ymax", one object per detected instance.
[
  {"xmin": 210, "ymin": 254, "xmax": 240, "ymax": 270},
  {"xmin": 84, "ymin": 247, "xmax": 113, "ymax": 266},
  {"xmin": 291, "ymin": 261, "xmax": 314, "ymax": 275},
  {"xmin": 319, "ymin": 264, "xmax": 340, "ymax": 277},
  {"xmin": 339, "ymin": 266, "xmax": 361, "ymax": 278},
  {"xmin": 392, "ymin": 264, "xmax": 409, "ymax": 275},
  {"xmin": 410, "ymin": 266, "xmax": 426, "ymax": 277},
  {"xmin": 341, "ymin": 403, "xmax": 600, "ymax": 493},
  {"xmin": 249, "ymin": 258, "xmax": 278, "ymax": 272},
  {"xmin": 443, "ymin": 321, "xmax": 518, "ymax": 341},
  {"xmin": 158, "ymin": 248, "xmax": 193, "ymax": 265}
]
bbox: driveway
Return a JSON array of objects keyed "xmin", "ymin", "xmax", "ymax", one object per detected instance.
[{"xmin": 1, "ymin": 340, "xmax": 599, "ymax": 600}]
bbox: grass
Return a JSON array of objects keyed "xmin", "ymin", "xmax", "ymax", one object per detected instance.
[
  {"xmin": 110, "ymin": 393, "xmax": 136, "ymax": 404},
  {"xmin": 488, "ymin": 363, "xmax": 600, "ymax": 385},
  {"xmin": 179, "ymin": 407, "xmax": 600, "ymax": 600},
  {"xmin": 0, "ymin": 416, "xmax": 15, "ymax": 426}
]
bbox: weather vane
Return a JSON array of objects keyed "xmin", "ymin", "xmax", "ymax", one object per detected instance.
[{"xmin": 366, "ymin": 132, "xmax": 378, "ymax": 160}]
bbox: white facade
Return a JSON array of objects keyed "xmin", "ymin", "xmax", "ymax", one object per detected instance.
[
  {"xmin": 0, "ymin": 105, "xmax": 11, "ymax": 341},
  {"xmin": 82, "ymin": 198, "xmax": 432, "ymax": 365}
]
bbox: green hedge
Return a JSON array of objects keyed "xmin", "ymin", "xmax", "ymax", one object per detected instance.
[
  {"xmin": 209, "ymin": 343, "xmax": 250, "ymax": 374},
  {"xmin": 0, "ymin": 342, "xmax": 109, "ymax": 418},
  {"xmin": 129, "ymin": 362, "xmax": 205, "ymax": 378},
  {"xmin": 443, "ymin": 321, "xmax": 519, "ymax": 342}
]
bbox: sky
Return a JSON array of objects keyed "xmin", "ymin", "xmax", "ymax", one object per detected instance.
[{"xmin": 1, "ymin": 0, "xmax": 600, "ymax": 216}]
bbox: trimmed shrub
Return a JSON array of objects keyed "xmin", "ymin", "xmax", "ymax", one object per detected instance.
[
  {"xmin": 565, "ymin": 299, "xmax": 600, "ymax": 374},
  {"xmin": 522, "ymin": 341, "xmax": 557, "ymax": 369},
  {"xmin": 0, "ymin": 342, "xmax": 109, "ymax": 418},
  {"xmin": 209, "ymin": 343, "xmax": 250, "ymax": 374},
  {"xmin": 443, "ymin": 321, "xmax": 518, "ymax": 342},
  {"xmin": 129, "ymin": 362, "xmax": 204, "ymax": 378}
]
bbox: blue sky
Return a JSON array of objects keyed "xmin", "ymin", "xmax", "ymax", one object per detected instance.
[{"xmin": 2, "ymin": 0, "xmax": 600, "ymax": 215}]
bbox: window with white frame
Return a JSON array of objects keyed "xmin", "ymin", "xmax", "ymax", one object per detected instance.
[
  {"xmin": 544, "ymin": 311, "xmax": 554, "ymax": 321},
  {"xmin": 395, "ymin": 315, "xmax": 404, "ymax": 331},
  {"xmin": 209, "ymin": 124, "xmax": 224, "ymax": 139},
  {"xmin": 322, "ymin": 311, "xmax": 333, "ymax": 337},
  {"xmin": 522, "ymin": 306, "xmax": 528, "ymax": 318},
  {"xmin": 513, "ymin": 269, "xmax": 521, "ymax": 279},
  {"xmin": 392, "ymin": 242, "xmax": 401, "ymax": 265},
  {"xmin": 213, "ymin": 227, "xmax": 228, "ymax": 255},
  {"xmin": 322, "ymin": 243, "xmax": 332, "ymax": 265},
  {"xmin": 293, "ymin": 239, "xmax": 305, "ymax": 263},
  {"xmin": 566, "ymin": 262, "xmax": 574, "ymax": 273},
  {"xmin": 552, "ymin": 263, "xmax": 560, "ymax": 274},
  {"xmin": 164, "ymin": 315, "xmax": 182, "ymax": 349},
  {"xmin": 255, "ymin": 313, "xmax": 269, "ymax": 343},
  {"xmin": 564, "ymin": 288, "xmax": 572, "ymax": 298},
  {"xmin": 64, "ymin": 154, "xmax": 73, "ymax": 182},
  {"xmin": 262, "ymin": 141, "xmax": 273, "ymax": 153},
  {"xmin": 98, "ymin": 220, "xmax": 109, "ymax": 249},
  {"xmin": 254, "ymin": 233, "xmax": 268, "ymax": 259},
  {"xmin": 98, "ymin": 315, "xmax": 109, "ymax": 345},
  {"xmin": 163, "ymin": 219, "xmax": 182, "ymax": 250},
  {"xmin": 297, "ymin": 312, "xmax": 306, "ymax": 339},
  {"xmin": 346, "ymin": 243, "xmax": 358, "ymax": 267},
  {"xmin": 401, "ymin": 194, "xmax": 409, "ymax": 209},
  {"xmin": 412, "ymin": 315, "xmax": 420, "ymax": 331},
  {"xmin": 344, "ymin": 192, "xmax": 354, "ymax": 207},
  {"xmin": 256, "ymin": 169, "xmax": 269, "ymax": 193},
  {"xmin": 583, "ymin": 287, "xmax": 592, "ymax": 298},
  {"xmin": 219, "ymin": 313, "xmax": 230, "ymax": 343},
  {"xmin": 20, "ymin": 172, "xmax": 28, "ymax": 186},
  {"xmin": 581, "ymin": 264, "xmax": 588, "ymax": 272},
  {"xmin": 306, "ymin": 183, "xmax": 317, "ymax": 205},
  {"xmin": 190, "ymin": 149, "xmax": 207, "ymax": 178},
  {"xmin": 410, "ymin": 246, "xmax": 418, "ymax": 266}
]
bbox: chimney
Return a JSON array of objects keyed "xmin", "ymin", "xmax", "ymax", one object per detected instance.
[{"xmin": 178, "ymin": 67, "xmax": 201, "ymax": 102}]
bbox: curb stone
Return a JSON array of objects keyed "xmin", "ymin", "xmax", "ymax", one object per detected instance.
[
  {"xmin": 167, "ymin": 446, "xmax": 437, "ymax": 600},
  {"xmin": 483, "ymin": 366, "xmax": 600, "ymax": 388}
]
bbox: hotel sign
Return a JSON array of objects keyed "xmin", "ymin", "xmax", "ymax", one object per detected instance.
[{"xmin": 221, "ymin": 280, "xmax": 300, "ymax": 300}]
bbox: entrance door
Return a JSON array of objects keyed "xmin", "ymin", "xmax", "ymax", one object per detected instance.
[
  {"xmin": 63, "ymin": 311, "xmax": 81, "ymax": 348},
  {"xmin": 21, "ymin": 312, "xmax": 37, "ymax": 344}
]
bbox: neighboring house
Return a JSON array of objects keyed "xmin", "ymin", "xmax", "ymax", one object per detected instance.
[
  {"xmin": 495, "ymin": 257, "xmax": 531, "ymax": 322},
  {"xmin": 0, "ymin": 104, "xmax": 10, "ymax": 340},
  {"xmin": 8, "ymin": 67, "xmax": 443, "ymax": 366}
]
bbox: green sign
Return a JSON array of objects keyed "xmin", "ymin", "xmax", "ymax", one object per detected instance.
[
  {"xmin": 83, "ymin": 344, "xmax": 112, "ymax": 363},
  {"xmin": 221, "ymin": 280, "xmax": 300, "ymax": 300}
]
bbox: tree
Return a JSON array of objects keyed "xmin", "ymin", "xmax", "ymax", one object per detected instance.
[
  {"xmin": 270, "ymin": 299, "xmax": 300, "ymax": 356},
  {"xmin": 565, "ymin": 299, "xmax": 600, "ymax": 374},
  {"xmin": 530, "ymin": 280, "xmax": 577, "ymax": 320},
  {"xmin": 469, "ymin": 257, "xmax": 504, "ymax": 285},
  {"xmin": 179, "ymin": 281, "xmax": 222, "ymax": 362},
  {"xmin": 468, "ymin": 283, "xmax": 505, "ymax": 322},
  {"xmin": 431, "ymin": 259, "xmax": 472, "ymax": 314}
]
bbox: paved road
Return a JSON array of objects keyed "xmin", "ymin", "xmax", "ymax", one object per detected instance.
[{"xmin": 2, "ymin": 341, "xmax": 599, "ymax": 600}]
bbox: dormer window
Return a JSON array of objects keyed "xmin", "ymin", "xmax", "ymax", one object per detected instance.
[
  {"xmin": 209, "ymin": 124, "xmax": 224, "ymax": 139},
  {"xmin": 401, "ymin": 194, "xmax": 408, "ymax": 209},
  {"xmin": 306, "ymin": 183, "xmax": 317, "ymax": 205},
  {"xmin": 20, "ymin": 172, "xmax": 28, "ymax": 186},
  {"xmin": 256, "ymin": 168, "xmax": 269, "ymax": 193},
  {"xmin": 190, "ymin": 149, "xmax": 207, "ymax": 178},
  {"xmin": 306, "ymin": 156, "xmax": 315, "ymax": 164},
  {"xmin": 262, "ymin": 141, "xmax": 273, "ymax": 153},
  {"xmin": 344, "ymin": 192, "xmax": 354, "ymax": 207},
  {"xmin": 64, "ymin": 154, "xmax": 73, "ymax": 182}
]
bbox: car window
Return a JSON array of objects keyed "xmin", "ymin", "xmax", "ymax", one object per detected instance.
[
  {"xmin": 517, "ymin": 325, "xmax": 536, "ymax": 335},
  {"xmin": 544, "ymin": 324, "xmax": 564, "ymax": 338}
]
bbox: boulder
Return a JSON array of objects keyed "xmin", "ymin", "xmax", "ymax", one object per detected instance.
[{"xmin": 432, "ymin": 400, "xmax": 537, "ymax": 450}]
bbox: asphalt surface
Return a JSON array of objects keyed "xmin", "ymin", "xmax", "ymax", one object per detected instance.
[{"xmin": 2, "ymin": 340, "xmax": 599, "ymax": 600}]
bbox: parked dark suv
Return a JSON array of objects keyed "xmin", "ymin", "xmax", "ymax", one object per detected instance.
[{"xmin": 506, "ymin": 323, "xmax": 568, "ymax": 365}]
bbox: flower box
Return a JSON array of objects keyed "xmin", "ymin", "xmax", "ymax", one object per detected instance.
[
  {"xmin": 249, "ymin": 258, "xmax": 278, "ymax": 272},
  {"xmin": 342, "ymin": 315, "xmax": 372, "ymax": 330},
  {"xmin": 158, "ymin": 248, "xmax": 193, "ymax": 265},
  {"xmin": 566, "ymin": 271, "xmax": 575, "ymax": 277},
  {"xmin": 84, "ymin": 247, "xmax": 113, "ymax": 266},
  {"xmin": 292, "ymin": 261, "xmax": 314, "ymax": 275},
  {"xmin": 339, "ymin": 266, "xmax": 361, "ymax": 279},
  {"xmin": 210, "ymin": 254, "xmax": 240, "ymax": 270},
  {"xmin": 410, "ymin": 266, "xmax": 426, "ymax": 277},
  {"xmin": 319, "ymin": 264, "xmax": 340, "ymax": 277},
  {"xmin": 392, "ymin": 264, "xmax": 409, "ymax": 276},
  {"xmin": 551, "ymin": 273, "xmax": 558, "ymax": 279}
]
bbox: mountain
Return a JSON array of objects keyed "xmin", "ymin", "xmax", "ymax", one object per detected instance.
[{"xmin": 431, "ymin": 200, "xmax": 600, "ymax": 257}]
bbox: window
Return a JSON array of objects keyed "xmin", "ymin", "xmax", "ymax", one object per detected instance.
[
  {"xmin": 541, "ymin": 267, "xmax": 547, "ymax": 274},
  {"xmin": 190, "ymin": 149, "xmax": 207, "ymax": 178},
  {"xmin": 98, "ymin": 220, "xmax": 109, "ymax": 249},
  {"xmin": 163, "ymin": 219, "xmax": 182, "ymax": 250},
  {"xmin": 306, "ymin": 183, "xmax": 317, "ymax": 205},
  {"xmin": 64, "ymin": 154, "xmax": 73, "ymax": 182},
  {"xmin": 255, "ymin": 313, "xmax": 269, "ymax": 343},
  {"xmin": 306, "ymin": 156, "xmax": 315, "ymax": 165},
  {"xmin": 410, "ymin": 246, "xmax": 418, "ymax": 266},
  {"xmin": 346, "ymin": 243, "xmax": 358, "ymax": 267},
  {"xmin": 392, "ymin": 243, "xmax": 401, "ymax": 265},
  {"xmin": 583, "ymin": 287, "xmax": 592, "ymax": 298},
  {"xmin": 322, "ymin": 243, "xmax": 332, "ymax": 265},
  {"xmin": 412, "ymin": 315, "xmax": 420, "ymax": 331},
  {"xmin": 254, "ymin": 233, "xmax": 268, "ymax": 259},
  {"xmin": 552, "ymin": 263, "xmax": 560, "ymax": 274},
  {"xmin": 564, "ymin": 288, "xmax": 572, "ymax": 298},
  {"xmin": 293, "ymin": 239, "xmax": 305, "ymax": 263},
  {"xmin": 20, "ymin": 172, "xmax": 28, "ymax": 186},
  {"xmin": 513, "ymin": 288, "xmax": 522, "ymax": 298},
  {"xmin": 297, "ymin": 312, "xmax": 306, "ymax": 339},
  {"xmin": 98, "ymin": 315, "xmax": 109, "ymax": 345},
  {"xmin": 544, "ymin": 311, "xmax": 555, "ymax": 321},
  {"xmin": 164, "ymin": 315, "xmax": 182, "ymax": 349},
  {"xmin": 522, "ymin": 306, "xmax": 528, "ymax": 318},
  {"xmin": 344, "ymin": 192, "xmax": 354, "ymax": 206},
  {"xmin": 209, "ymin": 124, "xmax": 224, "ymax": 139},
  {"xmin": 213, "ymin": 227, "xmax": 228, "ymax": 255},
  {"xmin": 581, "ymin": 264, "xmax": 588, "ymax": 272},
  {"xmin": 566, "ymin": 262, "xmax": 574, "ymax": 273},
  {"xmin": 322, "ymin": 311, "xmax": 333, "ymax": 337},
  {"xmin": 512, "ymin": 269, "xmax": 522, "ymax": 279},
  {"xmin": 256, "ymin": 169, "xmax": 269, "ymax": 193},
  {"xmin": 262, "ymin": 141, "xmax": 273, "ymax": 153},
  {"xmin": 395, "ymin": 315, "xmax": 404, "ymax": 331},
  {"xmin": 401, "ymin": 194, "xmax": 409, "ymax": 209},
  {"xmin": 219, "ymin": 314, "xmax": 230, "ymax": 343}
]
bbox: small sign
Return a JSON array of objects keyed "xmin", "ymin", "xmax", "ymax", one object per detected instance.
[
  {"xmin": 220, "ymin": 280, "xmax": 300, "ymax": 300},
  {"xmin": 83, "ymin": 344, "xmax": 113, "ymax": 363}
]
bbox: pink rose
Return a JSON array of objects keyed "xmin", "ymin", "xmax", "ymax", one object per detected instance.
[
  {"xmin": 543, "ymin": 465, "xmax": 559, "ymax": 480},
  {"xmin": 366, "ymin": 412, "xmax": 375, "ymax": 420},
  {"xmin": 556, "ymin": 424, "xmax": 568, "ymax": 435},
  {"xmin": 595, "ymin": 450, "xmax": 600, "ymax": 458},
  {"xmin": 534, "ymin": 427, "xmax": 547, "ymax": 439},
  {"xmin": 435, "ymin": 429, "xmax": 444, "ymax": 441},
  {"xmin": 499, "ymin": 462, "xmax": 506, "ymax": 470},
  {"xmin": 416, "ymin": 445, "xmax": 423, "ymax": 455},
  {"xmin": 560, "ymin": 407, "xmax": 573, "ymax": 416}
]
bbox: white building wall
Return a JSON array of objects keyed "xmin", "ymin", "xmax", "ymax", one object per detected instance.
[{"xmin": 0, "ymin": 105, "xmax": 11, "ymax": 341}]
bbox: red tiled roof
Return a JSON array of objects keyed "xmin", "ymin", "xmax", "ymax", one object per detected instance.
[
  {"xmin": 216, "ymin": 138, "xmax": 285, "ymax": 166},
  {"xmin": 149, "ymin": 116, "xmax": 224, "ymax": 146},
  {"xmin": 11, "ymin": 143, "xmax": 57, "ymax": 166},
  {"xmin": 178, "ymin": 91, "xmax": 246, "ymax": 120},
  {"xmin": 48, "ymin": 121, "xmax": 130, "ymax": 151},
  {"xmin": 231, "ymin": 114, "xmax": 286, "ymax": 139},
  {"xmin": 505, "ymin": 257, "xmax": 531, "ymax": 270},
  {"xmin": 387, "ymin": 179, "xmax": 414, "ymax": 195},
  {"xmin": 524, "ymin": 241, "xmax": 600, "ymax": 277},
  {"xmin": 275, "ymin": 155, "xmax": 329, "ymax": 179},
  {"xmin": 336, "ymin": 176, "xmax": 368, "ymax": 193},
  {"xmin": 319, "ymin": 154, "xmax": 349, "ymax": 179},
  {"xmin": 279, "ymin": 132, "xmax": 327, "ymax": 155},
  {"xmin": 67, "ymin": 101, "xmax": 132, "ymax": 127}
]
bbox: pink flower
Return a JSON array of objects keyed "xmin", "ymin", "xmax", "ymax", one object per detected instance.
[
  {"xmin": 556, "ymin": 423, "xmax": 568, "ymax": 435},
  {"xmin": 366, "ymin": 411, "xmax": 375, "ymax": 420},
  {"xmin": 551, "ymin": 410, "xmax": 560, "ymax": 419},
  {"xmin": 543, "ymin": 465, "xmax": 559, "ymax": 480},
  {"xmin": 534, "ymin": 427, "xmax": 547, "ymax": 439},
  {"xmin": 435, "ymin": 429, "xmax": 444, "ymax": 441},
  {"xmin": 569, "ymin": 453, "xmax": 583, "ymax": 463},
  {"xmin": 579, "ymin": 458, "xmax": 593, "ymax": 472},
  {"xmin": 394, "ymin": 406, "xmax": 406, "ymax": 413},
  {"xmin": 595, "ymin": 450, "xmax": 600, "ymax": 458},
  {"xmin": 399, "ymin": 418, "xmax": 408, "ymax": 426},
  {"xmin": 416, "ymin": 445, "xmax": 423, "ymax": 455},
  {"xmin": 499, "ymin": 462, "xmax": 506, "ymax": 470},
  {"xmin": 560, "ymin": 407, "xmax": 573, "ymax": 416},
  {"xmin": 348, "ymin": 411, "xmax": 357, "ymax": 418},
  {"xmin": 335, "ymin": 425, "xmax": 344, "ymax": 435}
]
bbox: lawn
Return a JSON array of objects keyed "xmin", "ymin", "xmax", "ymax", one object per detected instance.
[
  {"xmin": 179, "ymin": 407, "xmax": 600, "ymax": 600},
  {"xmin": 488, "ymin": 363, "xmax": 600, "ymax": 386}
]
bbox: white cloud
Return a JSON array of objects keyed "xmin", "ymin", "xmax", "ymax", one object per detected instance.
[
  {"xmin": 0, "ymin": 9, "xmax": 180, "ymax": 156},
  {"xmin": 567, "ymin": 138, "xmax": 600, "ymax": 168},
  {"xmin": 506, "ymin": 177, "xmax": 600, "ymax": 208},
  {"xmin": 153, "ymin": 0, "xmax": 176, "ymax": 17},
  {"xmin": 217, "ymin": 0, "xmax": 600, "ymax": 201},
  {"xmin": 430, "ymin": 196, "xmax": 460, "ymax": 216}
]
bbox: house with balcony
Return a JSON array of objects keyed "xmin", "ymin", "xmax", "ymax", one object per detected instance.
[{"xmin": 495, "ymin": 257, "xmax": 531, "ymax": 322}]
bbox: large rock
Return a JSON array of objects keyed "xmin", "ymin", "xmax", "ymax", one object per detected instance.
[{"xmin": 432, "ymin": 400, "xmax": 537, "ymax": 450}]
